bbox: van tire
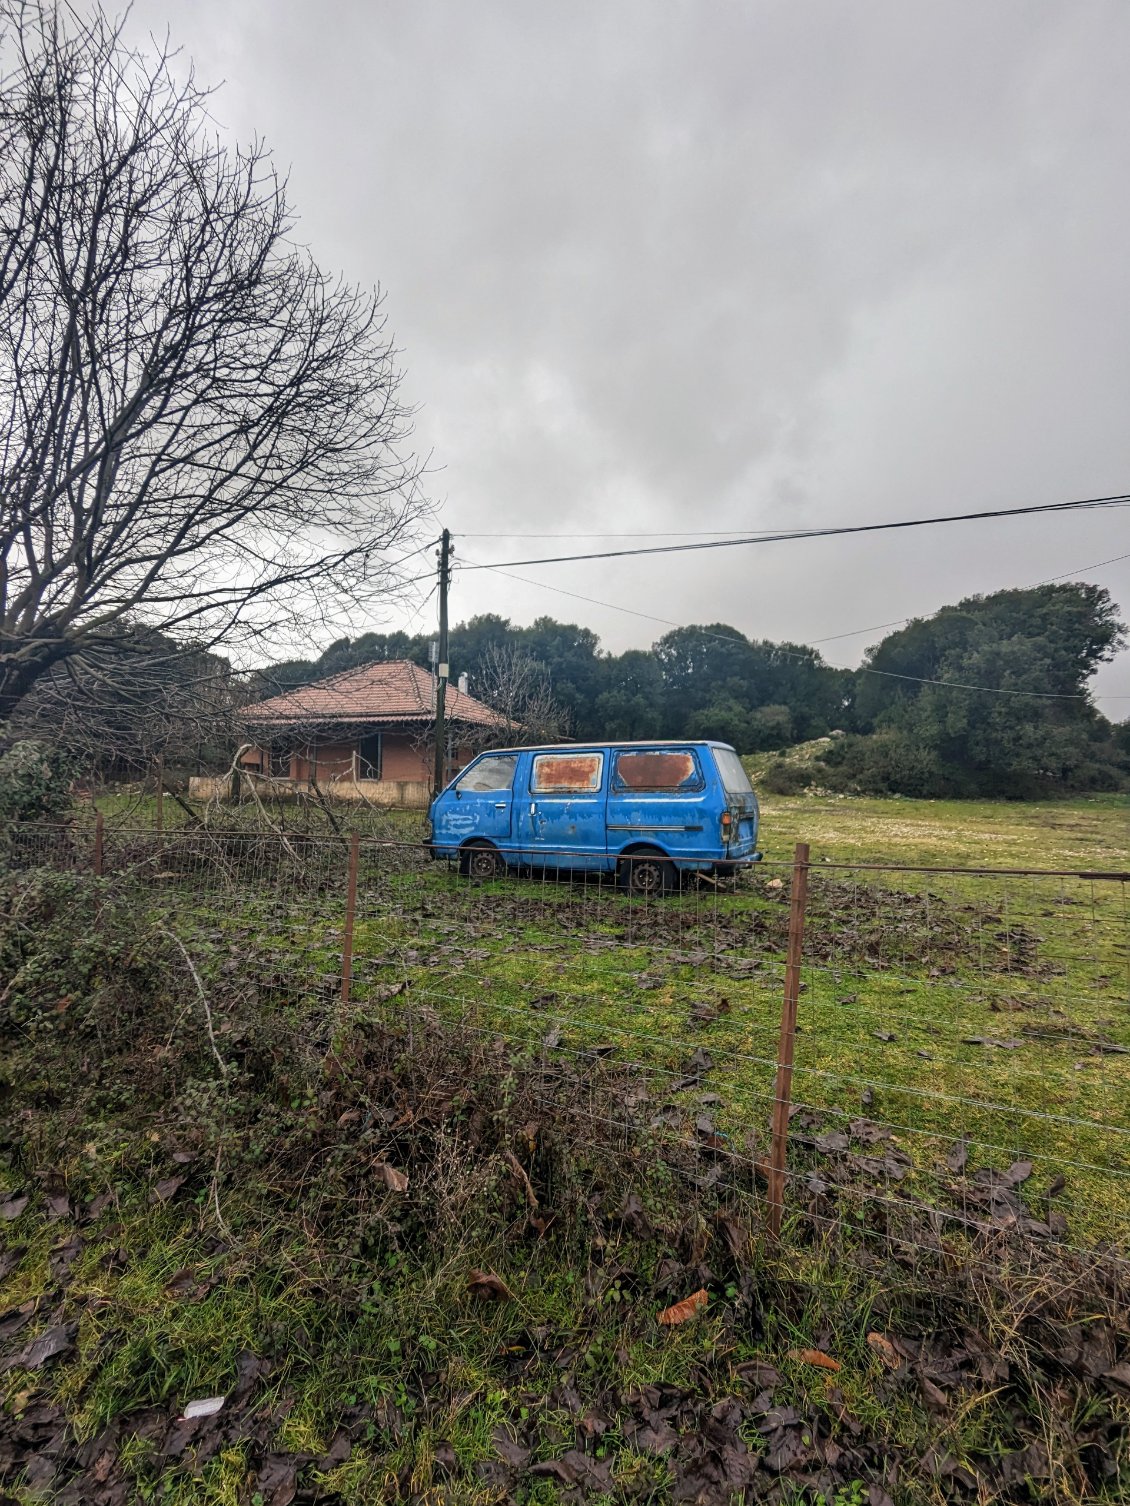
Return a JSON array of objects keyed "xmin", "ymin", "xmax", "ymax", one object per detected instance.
[
  {"xmin": 460, "ymin": 841, "xmax": 504, "ymax": 881},
  {"xmin": 620, "ymin": 848, "xmax": 676, "ymax": 896}
]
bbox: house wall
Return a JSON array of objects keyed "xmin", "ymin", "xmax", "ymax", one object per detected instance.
[
  {"xmin": 293, "ymin": 739, "xmax": 354, "ymax": 782},
  {"xmin": 220, "ymin": 728, "xmax": 475, "ymax": 809},
  {"xmin": 381, "ymin": 735, "xmax": 429, "ymax": 782}
]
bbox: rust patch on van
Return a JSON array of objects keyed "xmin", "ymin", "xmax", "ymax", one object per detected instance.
[
  {"xmin": 532, "ymin": 753, "xmax": 603, "ymax": 792},
  {"xmin": 616, "ymin": 751, "xmax": 698, "ymax": 790}
]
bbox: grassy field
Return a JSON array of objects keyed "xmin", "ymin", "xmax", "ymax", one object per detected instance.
[
  {"xmin": 2, "ymin": 793, "xmax": 1129, "ymax": 1502},
  {"xmin": 71, "ymin": 787, "xmax": 1130, "ymax": 1237},
  {"xmin": 36, "ymin": 790, "xmax": 1130, "ymax": 1242},
  {"xmin": 278, "ymin": 791, "xmax": 1128, "ymax": 1245},
  {"xmin": 759, "ymin": 790, "xmax": 1130, "ymax": 870}
]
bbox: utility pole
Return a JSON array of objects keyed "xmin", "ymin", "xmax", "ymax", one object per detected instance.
[{"xmin": 433, "ymin": 528, "xmax": 452, "ymax": 793}]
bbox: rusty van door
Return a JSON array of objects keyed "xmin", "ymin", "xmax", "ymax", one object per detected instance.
[{"xmin": 520, "ymin": 748, "xmax": 609, "ymax": 873}]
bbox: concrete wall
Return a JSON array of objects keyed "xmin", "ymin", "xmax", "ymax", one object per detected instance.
[{"xmin": 188, "ymin": 772, "xmax": 432, "ymax": 809}]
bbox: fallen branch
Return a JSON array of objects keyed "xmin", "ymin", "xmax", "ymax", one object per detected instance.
[
  {"xmin": 503, "ymin": 1148, "xmax": 539, "ymax": 1210},
  {"xmin": 160, "ymin": 927, "xmax": 228, "ymax": 1080}
]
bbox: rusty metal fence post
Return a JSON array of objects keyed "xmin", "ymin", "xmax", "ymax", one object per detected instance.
[
  {"xmin": 767, "ymin": 841, "xmax": 810, "ymax": 1237},
  {"xmin": 341, "ymin": 830, "xmax": 360, "ymax": 1005},
  {"xmin": 93, "ymin": 811, "xmax": 105, "ymax": 877}
]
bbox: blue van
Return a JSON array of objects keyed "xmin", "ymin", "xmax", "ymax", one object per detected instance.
[{"xmin": 427, "ymin": 740, "xmax": 760, "ymax": 894}]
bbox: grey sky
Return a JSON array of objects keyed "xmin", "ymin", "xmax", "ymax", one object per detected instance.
[{"xmin": 123, "ymin": 0, "xmax": 1130, "ymax": 710}]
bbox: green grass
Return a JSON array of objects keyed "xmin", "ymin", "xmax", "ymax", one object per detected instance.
[
  {"xmin": 115, "ymin": 790, "xmax": 1124, "ymax": 1250},
  {"xmin": 3, "ymin": 792, "xmax": 1129, "ymax": 1501},
  {"xmin": 758, "ymin": 789, "xmax": 1130, "ymax": 870}
]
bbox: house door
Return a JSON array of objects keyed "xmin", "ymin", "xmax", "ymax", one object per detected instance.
[{"xmin": 357, "ymin": 733, "xmax": 382, "ymax": 780}]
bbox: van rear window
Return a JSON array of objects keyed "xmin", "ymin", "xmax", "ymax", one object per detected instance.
[
  {"xmin": 713, "ymin": 747, "xmax": 754, "ymax": 796},
  {"xmin": 613, "ymin": 750, "xmax": 703, "ymax": 792},
  {"xmin": 531, "ymin": 752, "xmax": 604, "ymax": 793}
]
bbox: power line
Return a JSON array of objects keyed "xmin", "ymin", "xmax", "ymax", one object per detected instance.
[
  {"xmin": 385, "ymin": 536, "xmax": 442, "ymax": 574},
  {"xmin": 459, "ymin": 528, "xmax": 812, "ymax": 539},
  {"xmin": 456, "ymin": 552, "xmax": 1130, "ymax": 701},
  {"xmin": 459, "ymin": 492, "xmax": 1130, "ymax": 570},
  {"xmin": 809, "ymin": 549, "xmax": 1130, "ymax": 646}
]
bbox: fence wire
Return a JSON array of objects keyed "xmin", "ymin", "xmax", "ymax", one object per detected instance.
[{"xmin": 5, "ymin": 819, "xmax": 1128, "ymax": 1268}]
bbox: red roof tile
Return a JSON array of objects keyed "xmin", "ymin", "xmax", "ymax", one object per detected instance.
[{"xmin": 242, "ymin": 659, "xmax": 506, "ymax": 728}]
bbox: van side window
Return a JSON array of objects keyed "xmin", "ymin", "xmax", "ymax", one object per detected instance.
[
  {"xmin": 531, "ymin": 752, "xmax": 604, "ymax": 793},
  {"xmin": 456, "ymin": 754, "xmax": 517, "ymax": 793},
  {"xmin": 613, "ymin": 750, "xmax": 703, "ymax": 792}
]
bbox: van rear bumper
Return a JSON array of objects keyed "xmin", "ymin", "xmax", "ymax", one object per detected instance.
[{"xmin": 707, "ymin": 850, "xmax": 762, "ymax": 876}]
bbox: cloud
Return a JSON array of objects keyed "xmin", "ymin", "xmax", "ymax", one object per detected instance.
[{"xmin": 122, "ymin": 0, "xmax": 1130, "ymax": 710}]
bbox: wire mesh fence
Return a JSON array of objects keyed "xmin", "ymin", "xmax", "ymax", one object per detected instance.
[{"xmin": 5, "ymin": 819, "xmax": 1128, "ymax": 1269}]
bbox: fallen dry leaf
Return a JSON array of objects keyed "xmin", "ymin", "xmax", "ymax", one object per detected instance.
[
  {"xmin": 466, "ymin": 1268, "xmax": 514, "ymax": 1301},
  {"xmin": 255, "ymin": 1453, "xmax": 298, "ymax": 1506},
  {"xmin": 946, "ymin": 1137, "xmax": 970, "ymax": 1173},
  {"xmin": 919, "ymin": 1374, "xmax": 949, "ymax": 1410},
  {"xmin": 375, "ymin": 1162, "xmax": 408, "ymax": 1193},
  {"xmin": 165, "ymin": 1267, "xmax": 198, "ymax": 1298},
  {"xmin": 657, "ymin": 1288, "xmax": 709, "ymax": 1326},
  {"xmin": 151, "ymin": 1176, "xmax": 184, "ymax": 1203},
  {"xmin": 4, "ymin": 1323, "xmax": 76, "ymax": 1371},
  {"xmin": 789, "ymin": 1347, "xmax": 841, "ymax": 1372},
  {"xmin": 867, "ymin": 1332, "xmax": 902, "ymax": 1368}
]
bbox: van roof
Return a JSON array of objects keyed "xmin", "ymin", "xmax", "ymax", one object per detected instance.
[{"xmin": 472, "ymin": 740, "xmax": 736, "ymax": 756}]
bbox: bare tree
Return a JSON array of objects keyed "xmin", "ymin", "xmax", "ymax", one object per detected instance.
[
  {"xmin": 0, "ymin": 2, "xmax": 426, "ymax": 722},
  {"xmin": 473, "ymin": 642, "xmax": 566, "ymax": 748}
]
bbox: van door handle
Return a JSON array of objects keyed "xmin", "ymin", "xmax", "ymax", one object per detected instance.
[{"xmin": 494, "ymin": 801, "xmax": 507, "ymax": 809}]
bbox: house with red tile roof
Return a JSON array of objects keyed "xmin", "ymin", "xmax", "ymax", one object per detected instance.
[{"xmin": 232, "ymin": 659, "xmax": 507, "ymax": 807}]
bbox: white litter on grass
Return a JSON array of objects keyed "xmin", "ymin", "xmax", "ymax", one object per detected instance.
[{"xmin": 181, "ymin": 1396, "xmax": 225, "ymax": 1420}]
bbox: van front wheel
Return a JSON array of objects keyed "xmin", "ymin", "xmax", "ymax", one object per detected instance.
[
  {"xmin": 621, "ymin": 849, "xmax": 676, "ymax": 896},
  {"xmin": 460, "ymin": 842, "xmax": 505, "ymax": 881}
]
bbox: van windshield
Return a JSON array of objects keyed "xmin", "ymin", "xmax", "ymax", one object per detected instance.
[
  {"xmin": 712, "ymin": 747, "xmax": 754, "ymax": 797},
  {"xmin": 456, "ymin": 754, "xmax": 517, "ymax": 793}
]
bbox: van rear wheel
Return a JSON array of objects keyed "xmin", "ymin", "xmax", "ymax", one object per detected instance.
[
  {"xmin": 460, "ymin": 842, "xmax": 504, "ymax": 881},
  {"xmin": 621, "ymin": 849, "xmax": 676, "ymax": 896}
]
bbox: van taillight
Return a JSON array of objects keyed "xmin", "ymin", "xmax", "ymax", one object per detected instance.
[{"xmin": 721, "ymin": 810, "xmax": 732, "ymax": 842}]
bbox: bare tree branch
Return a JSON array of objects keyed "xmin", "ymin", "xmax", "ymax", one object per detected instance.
[{"xmin": 0, "ymin": 2, "xmax": 427, "ymax": 719}]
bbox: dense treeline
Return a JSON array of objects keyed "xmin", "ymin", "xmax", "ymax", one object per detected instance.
[
  {"xmin": 5, "ymin": 581, "xmax": 1124, "ymax": 798},
  {"xmin": 254, "ymin": 581, "xmax": 1130, "ymax": 797},
  {"xmin": 254, "ymin": 616, "xmax": 852, "ymax": 750},
  {"xmin": 818, "ymin": 583, "xmax": 1129, "ymax": 798}
]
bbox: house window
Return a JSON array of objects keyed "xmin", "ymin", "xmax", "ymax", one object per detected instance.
[
  {"xmin": 530, "ymin": 752, "xmax": 604, "ymax": 794},
  {"xmin": 268, "ymin": 746, "xmax": 291, "ymax": 778},
  {"xmin": 357, "ymin": 732, "xmax": 382, "ymax": 780}
]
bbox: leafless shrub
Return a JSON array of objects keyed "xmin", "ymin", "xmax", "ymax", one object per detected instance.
[{"xmin": 469, "ymin": 641, "xmax": 568, "ymax": 749}]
